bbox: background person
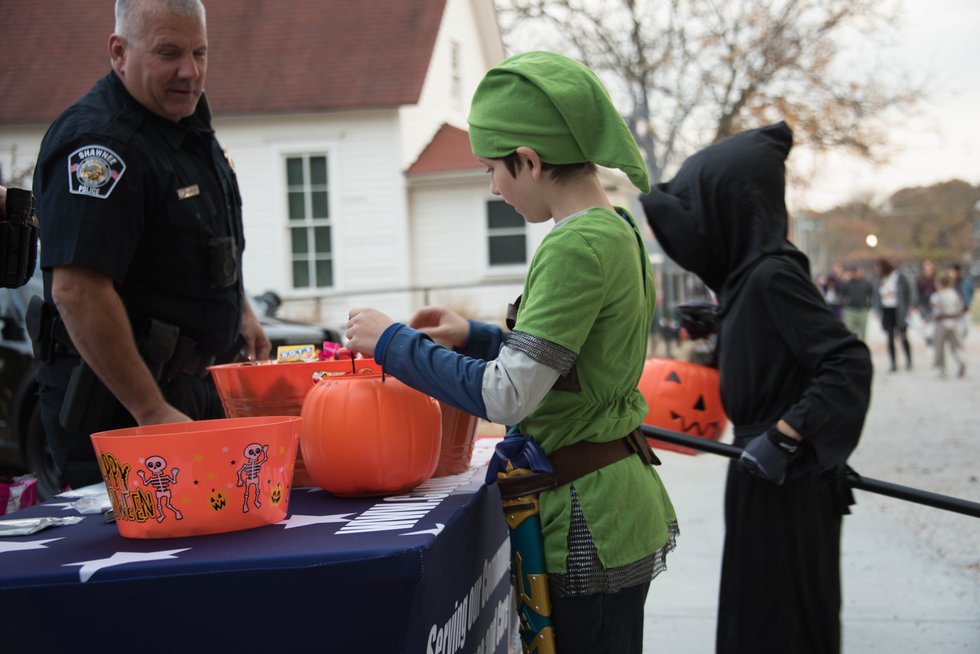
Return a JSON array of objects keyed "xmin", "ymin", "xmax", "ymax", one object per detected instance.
[
  {"xmin": 31, "ymin": 0, "xmax": 269, "ymax": 490},
  {"xmin": 915, "ymin": 259, "xmax": 937, "ymax": 322},
  {"xmin": 840, "ymin": 264, "xmax": 874, "ymax": 340},
  {"xmin": 873, "ymin": 257, "xmax": 913, "ymax": 372},
  {"xmin": 929, "ymin": 270, "xmax": 966, "ymax": 378},
  {"xmin": 346, "ymin": 51, "xmax": 678, "ymax": 654},
  {"xmin": 949, "ymin": 262, "xmax": 974, "ymax": 339},
  {"xmin": 640, "ymin": 122, "xmax": 873, "ymax": 654},
  {"xmin": 817, "ymin": 271, "xmax": 844, "ymax": 321}
]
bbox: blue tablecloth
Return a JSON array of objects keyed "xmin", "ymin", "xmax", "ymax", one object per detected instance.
[{"xmin": 0, "ymin": 444, "xmax": 512, "ymax": 654}]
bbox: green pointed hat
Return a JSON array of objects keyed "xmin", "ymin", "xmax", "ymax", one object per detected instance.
[{"xmin": 468, "ymin": 51, "xmax": 650, "ymax": 193}]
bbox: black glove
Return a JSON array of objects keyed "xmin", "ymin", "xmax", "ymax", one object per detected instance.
[{"xmin": 738, "ymin": 427, "xmax": 801, "ymax": 485}]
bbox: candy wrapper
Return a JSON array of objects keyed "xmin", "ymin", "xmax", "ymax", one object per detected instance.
[
  {"xmin": 0, "ymin": 474, "xmax": 38, "ymax": 516},
  {"xmin": 0, "ymin": 515, "xmax": 84, "ymax": 536},
  {"xmin": 276, "ymin": 343, "xmax": 319, "ymax": 362}
]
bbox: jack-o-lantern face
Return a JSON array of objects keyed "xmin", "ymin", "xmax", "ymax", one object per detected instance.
[
  {"xmin": 209, "ymin": 489, "xmax": 227, "ymax": 511},
  {"xmin": 270, "ymin": 483, "xmax": 283, "ymax": 505},
  {"xmin": 637, "ymin": 358, "xmax": 728, "ymax": 455}
]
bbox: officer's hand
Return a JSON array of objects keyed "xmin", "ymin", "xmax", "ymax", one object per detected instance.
[
  {"xmin": 240, "ymin": 310, "xmax": 271, "ymax": 360},
  {"xmin": 408, "ymin": 305, "xmax": 470, "ymax": 348},
  {"xmin": 738, "ymin": 427, "xmax": 801, "ymax": 485},
  {"xmin": 345, "ymin": 307, "xmax": 395, "ymax": 357},
  {"xmin": 138, "ymin": 403, "xmax": 192, "ymax": 427}
]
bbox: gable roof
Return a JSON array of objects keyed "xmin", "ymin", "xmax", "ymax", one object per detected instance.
[
  {"xmin": 407, "ymin": 124, "xmax": 483, "ymax": 175},
  {"xmin": 0, "ymin": 0, "xmax": 447, "ymax": 125}
]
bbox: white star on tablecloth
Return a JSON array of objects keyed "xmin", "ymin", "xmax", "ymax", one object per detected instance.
[
  {"xmin": 0, "ymin": 537, "xmax": 64, "ymax": 554},
  {"xmin": 402, "ymin": 523, "xmax": 445, "ymax": 537},
  {"xmin": 277, "ymin": 513, "xmax": 355, "ymax": 530},
  {"xmin": 63, "ymin": 548, "xmax": 191, "ymax": 583}
]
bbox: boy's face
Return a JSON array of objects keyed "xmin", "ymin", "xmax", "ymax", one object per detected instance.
[{"xmin": 478, "ymin": 155, "xmax": 550, "ymax": 224}]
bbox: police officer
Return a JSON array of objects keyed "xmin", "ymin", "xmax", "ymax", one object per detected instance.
[{"xmin": 32, "ymin": 0, "xmax": 270, "ymax": 489}]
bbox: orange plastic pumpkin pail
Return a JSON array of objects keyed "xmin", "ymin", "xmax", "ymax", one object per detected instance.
[
  {"xmin": 637, "ymin": 358, "xmax": 728, "ymax": 455},
  {"xmin": 299, "ymin": 370, "xmax": 442, "ymax": 497},
  {"xmin": 433, "ymin": 401, "xmax": 480, "ymax": 477},
  {"xmin": 209, "ymin": 357, "xmax": 376, "ymax": 487},
  {"xmin": 90, "ymin": 416, "xmax": 301, "ymax": 539}
]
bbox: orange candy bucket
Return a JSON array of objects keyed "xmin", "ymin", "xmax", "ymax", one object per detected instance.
[
  {"xmin": 90, "ymin": 416, "xmax": 301, "ymax": 539},
  {"xmin": 209, "ymin": 358, "xmax": 377, "ymax": 486},
  {"xmin": 210, "ymin": 357, "xmax": 480, "ymax": 481},
  {"xmin": 434, "ymin": 401, "xmax": 480, "ymax": 476}
]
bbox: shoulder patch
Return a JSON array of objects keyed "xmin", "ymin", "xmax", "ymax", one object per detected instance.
[{"xmin": 67, "ymin": 145, "xmax": 126, "ymax": 199}]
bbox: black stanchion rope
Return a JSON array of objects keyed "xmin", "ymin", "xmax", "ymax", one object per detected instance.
[{"xmin": 640, "ymin": 424, "xmax": 980, "ymax": 519}]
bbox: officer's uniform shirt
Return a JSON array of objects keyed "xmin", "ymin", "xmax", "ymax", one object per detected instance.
[{"xmin": 33, "ymin": 70, "xmax": 244, "ymax": 359}]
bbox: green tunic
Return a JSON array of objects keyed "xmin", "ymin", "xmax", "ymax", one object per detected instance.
[{"xmin": 514, "ymin": 206, "xmax": 677, "ymax": 573}]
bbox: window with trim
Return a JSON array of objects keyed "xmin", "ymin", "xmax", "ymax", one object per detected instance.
[
  {"xmin": 285, "ymin": 155, "xmax": 332, "ymax": 289},
  {"xmin": 487, "ymin": 199, "xmax": 526, "ymax": 266}
]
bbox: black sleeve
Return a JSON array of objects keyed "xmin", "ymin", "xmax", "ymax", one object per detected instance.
[
  {"xmin": 36, "ymin": 131, "xmax": 149, "ymax": 284},
  {"xmin": 764, "ymin": 265, "xmax": 873, "ymax": 469}
]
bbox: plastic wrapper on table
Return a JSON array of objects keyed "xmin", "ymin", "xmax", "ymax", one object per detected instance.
[{"xmin": 0, "ymin": 474, "xmax": 38, "ymax": 515}]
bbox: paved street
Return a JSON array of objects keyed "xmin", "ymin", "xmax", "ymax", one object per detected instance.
[{"xmin": 643, "ymin": 318, "xmax": 980, "ymax": 652}]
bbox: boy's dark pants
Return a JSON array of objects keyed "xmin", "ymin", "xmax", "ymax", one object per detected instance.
[{"xmin": 550, "ymin": 581, "xmax": 651, "ymax": 654}]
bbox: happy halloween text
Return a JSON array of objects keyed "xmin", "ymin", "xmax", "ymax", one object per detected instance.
[{"xmin": 100, "ymin": 452, "xmax": 156, "ymax": 522}]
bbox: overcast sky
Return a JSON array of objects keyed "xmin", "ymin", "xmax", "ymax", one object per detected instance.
[{"xmin": 788, "ymin": 0, "xmax": 980, "ymax": 211}]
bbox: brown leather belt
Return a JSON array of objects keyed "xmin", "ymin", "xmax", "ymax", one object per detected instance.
[{"xmin": 495, "ymin": 428, "xmax": 660, "ymax": 499}]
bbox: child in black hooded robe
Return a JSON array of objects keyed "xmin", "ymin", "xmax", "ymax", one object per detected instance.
[{"xmin": 640, "ymin": 122, "xmax": 872, "ymax": 654}]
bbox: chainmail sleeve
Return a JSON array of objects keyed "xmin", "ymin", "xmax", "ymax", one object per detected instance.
[{"xmin": 505, "ymin": 330, "xmax": 577, "ymax": 375}]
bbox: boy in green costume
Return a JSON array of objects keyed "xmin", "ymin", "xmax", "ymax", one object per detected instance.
[{"xmin": 346, "ymin": 51, "xmax": 677, "ymax": 654}]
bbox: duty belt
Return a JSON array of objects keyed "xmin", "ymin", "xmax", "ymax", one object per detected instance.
[
  {"xmin": 160, "ymin": 334, "xmax": 215, "ymax": 380},
  {"xmin": 28, "ymin": 298, "xmax": 214, "ymax": 380},
  {"xmin": 496, "ymin": 428, "xmax": 660, "ymax": 498}
]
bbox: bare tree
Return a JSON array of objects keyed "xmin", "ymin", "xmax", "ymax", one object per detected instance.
[{"xmin": 496, "ymin": 0, "xmax": 924, "ymax": 184}]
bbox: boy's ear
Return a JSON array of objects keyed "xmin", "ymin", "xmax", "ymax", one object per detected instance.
[{"xmin": 515, "ymin": 147, "xmax": 543, "ymax": 180}]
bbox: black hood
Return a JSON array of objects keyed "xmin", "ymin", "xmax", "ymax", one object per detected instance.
[{"xmin": 640, "ymin": 122, "xmax": 808, "ymax": 306}]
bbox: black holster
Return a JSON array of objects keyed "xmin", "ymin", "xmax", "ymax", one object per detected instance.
[
  {"xmin": 0, "ymin": 188, "xmax": 39, "ymax": 289},
  {"xmin": 59, "ymin": 358, "xmax": 117, "ymax": 434},
  {"xmin": 28, "ymin": 299, "xmax": 187, "ymax": 433}
]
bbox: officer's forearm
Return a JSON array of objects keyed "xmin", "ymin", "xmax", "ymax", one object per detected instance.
[{"xmin": 52, "ymin": 265, "xmax": 172, "ymax": 424}]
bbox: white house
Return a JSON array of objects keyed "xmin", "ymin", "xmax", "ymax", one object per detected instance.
[{"xmin": 1, "ymin": 0, "xmax": 640, "ymax": 335}]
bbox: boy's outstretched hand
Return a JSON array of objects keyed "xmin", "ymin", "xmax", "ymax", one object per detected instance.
[
  {"xmin": 345, "ymin": 307, "xmax": 396, "ymax": 357},
  {"xmin": 408, "ymin": 305, "xmax": 470, "ymax": 348}
]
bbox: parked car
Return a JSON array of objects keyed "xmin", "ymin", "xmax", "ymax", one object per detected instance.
[
  {"xmin": 250, "ymin": 290, "xmax": 343, "ymax": 354},
  {"xmin": 0, "ymin": 270, "xmax": 53, "ymax": 497},
  {"xmin": 0, "ymin": 277, "xmax": 340, "ymax": 500}
]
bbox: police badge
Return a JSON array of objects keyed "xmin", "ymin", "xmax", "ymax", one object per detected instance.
[{"xmin": 67, "ymin": 145, "xmax": 126, "ymax": 199}]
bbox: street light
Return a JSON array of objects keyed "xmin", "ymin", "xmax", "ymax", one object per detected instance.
[{"xmin": 865, "ymin": 234, "xmax": 878, "ymax": 248}]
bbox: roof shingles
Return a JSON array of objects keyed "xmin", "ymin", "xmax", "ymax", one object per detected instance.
[{"xmin": 0, "ymin": 0, "xmax": 447, "ymax": 124}]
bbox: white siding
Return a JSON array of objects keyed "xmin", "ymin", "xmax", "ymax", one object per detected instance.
[
  {"xmin": 213, "ymin": 110, "xmax": 415, "ymax": 331},
  {"xmin": 408, "ymin": 174, "xmax": 551, "ymax": 322},
  {"xmin": 399, "ymin": 0, "xmax": 504, "ymax": 171},
  {"xmin": 0, "ymin": 126, "xmax": 44, "ymax": 188}
]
